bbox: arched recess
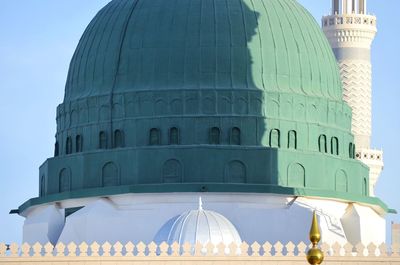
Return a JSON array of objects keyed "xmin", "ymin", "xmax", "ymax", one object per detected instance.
[
  {"xmin": 349, "ymin": 143, "xmax": 355, "ymax": 159},
  {"xmin": 59, "ymin": 168, "xmax": 71, "ymax": 193},
  {"xmin": 331, "ymin": 137, "xmax": 339, "ymax": 155},
  {"xmin": 288, "ymin": 130, "xmax": 297, "ymax": 149},
  {"xmin": 113, "ymin": 129, "xmax": 124, "ymax": 148},
  {"xmin": 319, "ymin": 135, "xmax": 327, "ymax": 153},
  {"xmin": 162, "ymin": 159, "xmax": 182, "ymax": 183},
  {"xmin": 54, "ymin": 141, "xmax": 59, "ymax": 157},
  {"xmin": 76, "ymin": 135, "xmax": 83, "ymax": 152},
  {"xmin": 99, "ymin": 131, "xmax": 107, "ymax": 149},
  {"xmin": 363, "ymin": 178, "xmax": 368, "ymax": 196},
  {"xmin": 225, "ymin": 160, "xmax": 246, "ymax": 183},
  {"xmin": 40, "ymin": 175, "xmax": 46, "ymax": 197},
  {"xmin": 335, "ymin": 170, "xmax": 348, "ymax": 192},
  {"xmin": 169, "ymin": 127, "xmax": 180, "ymax": 145},
  {"xmin": 66, "ymin": 136, "xmax": 73, "ymax": 154},
  {"xmin": 102, "ymin": 162, "xmax": 119, "ymax": 187},
  {"xmin": 209, "ymin": 127, "xmax": 220, "ymax": 145},
  {"xmin": 288, "ymin": 163, "xmax": 305, "ymax": 187},
  {"xmin": 149, "ymin": 128, "xmax": 161, "ymax": 145},
  {"xmin": 230, "ymin": 127, "xmax": 241, "ymax": 145},
  {"xmin": 269, "ymin": 129, "xmax": 280, "ymax": 148}
]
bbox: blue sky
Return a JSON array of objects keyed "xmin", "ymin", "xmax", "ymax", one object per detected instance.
[{"xmin": 0, "ymin": 0, "xmax": 399, "ymax": 244}]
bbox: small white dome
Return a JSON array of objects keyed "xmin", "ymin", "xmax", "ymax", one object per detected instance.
[{"xmin": 154, "ymin": 199, "xmax": 242, "ymax": 246}]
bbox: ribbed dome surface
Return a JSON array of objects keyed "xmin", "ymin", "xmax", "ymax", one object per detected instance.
[
  {"xmin": 154, "ymin": 205, "xmax": 242, "ymax": 246},
  {"xmin": 65, "ymin": 0, "xmax": 342, "ymax": 101}
]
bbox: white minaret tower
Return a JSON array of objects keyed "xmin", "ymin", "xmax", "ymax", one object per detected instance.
[{"xmin": 322, "ymin": 0, "xmax": 383, "ymax": 196}]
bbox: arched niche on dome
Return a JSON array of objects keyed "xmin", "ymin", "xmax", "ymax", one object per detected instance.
[
  {"xmin": 76, "ymin": 135, "xmax": 83, "ymax": 152},
  {"xmin": 70, "ymin": 110, "xmax": 78, "ymax": 126},
  {"xmin": 113, "ymin": 129, "xmax": 124, "ymax": 148},
  {"xmin": 202, "ymin": 97, "xmax": 216, "ymax": 114},
  {"xmin": 99, "ymin": 131, "xmax": 108, "ymax": 149},
  {"xmin": 268, "ymin": 100, "xmax": 279, "ymax": 118},
  {"xmin": 218, "ymin": 96, "xmax": 231, "ymax": 114},
  {"xmin": 54, "ymin": 141, "xmax": 59, "ymax": 157},
  {"xmin": 112, "ymin": 103, "xmax": 123, "ymax": 119},
  {"xmin": 59, "ymin": 168, "xmax": 71, "ymax": 193},
  {"xmin": 234, "ymin": 97, "xmax": 248, "ymax": 115},
  {"xmin": 140, "ymin": 97, "xmax": 153, "ymax": 116},
  {"xmin": 307, "ymin": 103, "xmax": 318, "ymax": 121},
  {"xmin": 155, "ymin": 99, "xmax": 167, "ymax": 115},
  {"xmin": 288, "ymin": 130, "xmax": 297, "ymax": 149},
  {"xmin": 169, "ymin": 127, "xmax": 180, "ymax": 145},
  {"xmin": 331, "ymin": 137, "xmax": 339, "ymax": 156},
  {"xmin": 362, "ymin": 177, "xmax": 368, "ymax": 196},
  {"xmin": 185, "ymin": 96, "xmax": 199, "ymax": 114},
  {"xmin": 66, "ymin": 136, "xmax": 73, "ymax": 155},
  {"xmin": 287, "ymin": 163, "xmax": 305, "ymax": 187},
  {"xmin": 335, "ymin": 169, "xmax": 348, "ymax": 192},
  {"xmin": 126, "ymin": 101, "xmax": 137, "ymax": 117},
  {"xmin": 162, "ymin": 159, "xmax": 182, "ymax": 183},
  {"xmin": 225, "ymin": 160, "xmax": 246, "ymax": 183},
  {"xmin": 294, "ymin": 102, "xmax": 305, "ymax": 121},
  {"xmin": 250, "ymin": 97, "xmax": 262, "ymax": 115},
  {"xmin": 281, "ymin": 100, "xmax": 292, "ymax": 119},
  {"xmin": 149, "ymin": 128, "xmax": 161, "ymax": 145},
  {"xmin": 40, "ymin": 175, "xmax": 46, "ymax": 197},
  {"xmin": 319, "ymin": 135, "xmax": 327, "ymax": 153},
  {"xmin": 230, "ymin": 127, "xmax": 241, "ymax": 145},
  {"xmin": 79, "ymin": 106, "xmax": 88, "ymax": 124},
  {"xmin": 269, "ymin": 129, "xmax": 280, "ymax": 148},
  {"xmin": 170, "ymin": 99, "xmax": 183, "ymax": 115},
  {"xmin": 209, "ymin": 127, "xmax": 221, "ymax": 145},
  {"xmin": 102, "ymin": 162, "xmax": 119, "ymax": 187},
  {"xmin": 99, "ymin": 105, "xmax": 110, "ymax": 121}
]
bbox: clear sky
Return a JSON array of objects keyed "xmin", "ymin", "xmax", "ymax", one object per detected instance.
[{"xmin": 0, "ymin": 0, "xmax": 399, "ymax": 244}]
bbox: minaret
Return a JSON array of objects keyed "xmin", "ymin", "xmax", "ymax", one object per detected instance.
[{"xmin": 322, "ymin": 0, "xmax": 383, "ymax": 196}]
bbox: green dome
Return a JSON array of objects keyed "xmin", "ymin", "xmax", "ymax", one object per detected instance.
[
  {"xmin": 65, "ymin": 0, "xmax": 342, "ymax": 101},
  {"xmin": 19, "ymin": 0, "xmax": 390, "ymax": 215}
]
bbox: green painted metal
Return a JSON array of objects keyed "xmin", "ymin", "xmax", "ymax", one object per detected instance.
[{"xmin": 20, "ymin": 0, "xmax": 390, "ymax": 213}]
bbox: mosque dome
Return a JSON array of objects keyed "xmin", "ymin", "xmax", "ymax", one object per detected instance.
[
  {"xmin": 65, "ymin": 0, "xmax": 342, "ymax": 101},
  {"xmin": 19, "ymin": 0, "xmax": 377, "ymax": 216},
  {"xmin": 154, "ymin": 199, "xmax": 242, "ymax": 246}
]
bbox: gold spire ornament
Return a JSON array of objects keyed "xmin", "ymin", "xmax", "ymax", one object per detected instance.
[{"xmin": 306, "ymin": 211, "xmax": 324, "ymax": 264}]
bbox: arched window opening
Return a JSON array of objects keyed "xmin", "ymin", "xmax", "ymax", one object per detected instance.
[
  {"xmin": 40, "ymin": 175, "xmax": 45, "ymax": 197},
  {"xmin": 230, "ymin": 127, "xmax": 241, "ymax": 145},
  {"xmin": 76, "ymin": 135, "xmax": 83, "ymax": 153},
  {"xmin": 113, "ymin": 129, "xmax": 124, "ymax": 148},
  {"xmin": 349, "ymin": 143, "xmax": 354, "ymax": 159},
  {"xmin": 149, "ymin": 128, "xmax": 161, "ymax": 145},
  {"xmin": 54, "ymin": 141, "xmax": 59, "ymax": 157},
  {"xmin": 66, "ymin": 137, "xmax": 72, "ymax": 155},
  {"xmin": 209, "ymin": 127, "xmax": 220, "ymax": 145},
  {"xmin": 288, "ymin": 130, "xmax": 297, "ymax": 149},
  {"xmin": 269, "ymin": 129, "xmax": 280, "ymax": 148},
  {"xmin": 99, "ymin": 131, "xmax": 107, "ymax": 149},
  {"xmin": 318, "ymin": 135, "xmax": 327, "ymax": 153},
  {"xmin": 169, "ymin": 127, "xmax": 180, "ymax": 145},
  {"xmin": 363, "ymin": 178, "xmax": 368, "ymax": 196},
  {"xmin": 353, "ymin": 144, "xmax": 356, "ymax": 159},
  {"xmin": 331, "ymin": 137, "xmax": 339, "ymax": 156},
  {"xmin": 59, "ymin": 168, "xmax": 71, "ymax": 193}
]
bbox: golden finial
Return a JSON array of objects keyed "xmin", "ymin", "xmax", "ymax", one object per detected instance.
[{"xmin": 306, "ymin": 211, "xmax": 324, "ymax": 265}]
